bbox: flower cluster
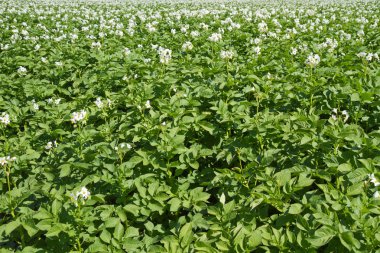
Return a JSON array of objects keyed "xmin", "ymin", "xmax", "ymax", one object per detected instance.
[
  {"xmin": 253, "ymin": 46, "xmax": 261, "ymax": 55},
  {"xmin": 124, "ymin": 47, "xmax": 131, "ymax": 55},
  {"xmin": 159, "ymin": 48, "xmax": 172, "ymax": 64},
  {"xmin": 318, "ymin": 38, "xmax": 338, "ymax": 52},
  {"xmin": 94, "ymin": 97, "xmax": 111, "ymax": 109},
  {"xmin": 0, "ymin": 156, "xmax": 16, "ymax": 166},
  {"xmin": 368, "ymin": 174, "xmax": 380, "ymax": 199},
  {"xmin": 47, "ymin": 98, "xmax": 61, "ymax": 105},
  {"xmin": 208, "ymin": 33, "xmax": 222, "ymax": 42},
  {"xmin": 70, "ymin": 186, "xmax": 91, "ymax": 206},
  {"xmin": 369, "ymin": 174, "xmax": 380, "ymax": 187},
  {"xmin": 357, "ymin": 52, "xmax": 379, "ymax": 62},
  {"xmin": 114, "ymin": 142, "xmax": 132, "ymax": 151},
  {"xmin": 220, "ymin": 50, "xmax": 234, "ymax": 59},
  {"xmin": 17, "ymin": 66, "xmax": 27, "ymax": 75},
  {"xmin": 71, "ymin": 110, "xmax": 87, "ymax": 124},
  {"xmin": 290, "ymin": 47, "xmax": 298, "ymax": 56},
  {"xmin": 31, "ymin": 99, "xmax": 39, "ymax": 111},
  {"xmin": 182, "ymin": 41, "xmax": 193, "ymax": 51},
  {"xmin": 91, "ymin": 41, "xmax": 101, "ymax": 48},
  {"xmin": 45, "ymin": 141, "xmax": 58, "ymax": 150},
  {"xmin": 145, "ymin": 100, "xmax": 151, "ymax": 109},
  {"xmin": 0, "ymin": 112, "xmax": 10, "ymax": 126},
  {"xmin": 258, "ymin": 21, "xmax": 268, "ymax": 33},
  {"xmin": 305, "ymin": 53, "xmax": 320, "ymax": 68},
  {"xmin": 331, "ymin": 108, "xmax": 349, "ymax": 123}
]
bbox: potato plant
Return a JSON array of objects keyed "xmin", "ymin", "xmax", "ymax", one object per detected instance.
[{"xmin": 0, "ymin": 0, "xmax": 379, "ymax": 252}]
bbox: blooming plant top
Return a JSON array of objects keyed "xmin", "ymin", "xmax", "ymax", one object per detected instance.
[
  {"xmin": 71, "ymin": 110, "xmax": 87, "ymax": 124},
  {"xmin": 159, "ymin": 48, "xmax": 172, "ymax": 64},
  {"xmin": 0, "ymin": 156, "xmax": 16, "ymax": 166},
  {"xmin": 220, "ymin": 50, "xmax": 234, "ymax": 59},
  {"xmin": 208, "ymin": 33, "xmax": 222, "ymax": 42},
  {"xmin": 305, "ymin": 53, "xmax": 320, "ymax": 68},
  {"xmin": 0, "ymin": 112, "xmax": 10, "ymax": 126},
  {"xmin": 70, "ymin": 186, "xmax": 91, "ymax": 206},
  {"xmin": 369, "ymin": 174, "xmax": 380, "ymax": 187}
]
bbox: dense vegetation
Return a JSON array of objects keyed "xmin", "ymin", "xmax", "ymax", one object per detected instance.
[{"xmin": 0, "ymin": 0, "xmax": 379, "ymax": 252}]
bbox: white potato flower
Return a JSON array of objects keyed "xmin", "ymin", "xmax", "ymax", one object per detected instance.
[
  {"xmin": 91, "ymin": 41, "xmax": 101, "ymax": 48},
  {"xmin": 18, "ymin": 66, "xmax": 27, "ymax": 74},
  {"xmin": 124, "ymin": 47, "xmax": 131, "ymax": 55},
  {"xmin": 70, "ymin": 186, "xmax": 91, "ymax": 206},
  {"xmin": 341, "ymin": 110, "xmax": 349, "ymax": 122},
  {"xmin": 305, "ymin": 53, "xmax": 320, "ymax": 68},
  {"xmin": 45, "ymin": 141, "xmax": 57, "ymax": 150},
  {"xmin": 0, "ymin": 156, "xmax": 16, "ymax": 166},
  {"xmin": 190, "ymin": 31, "xmax": 200, "ymax": 37},
  {"xmin": 258, "ymin": 21, "xmax": 268, "ymax": 33},
  {"xmin": 71, "ymin": 110, "xmax": 87, "ymax": 124},
  {"xmin": 32, "ymin": 101, "xmax": 39, "ymax": 111},
  {"xmin": 369, "ymin": 174, "xmax": 380, "ymax": 187},
  {"xmin": 159, "ymin": 48, "xmax": 172, "ymax": 64},
  {"xmin": 0, "ymin": 112, "xmax": 10, "ymax": 125},
  {"xmin": 208, "ymin": 33, "xmax": 222, "ymax": 42},
  {"xmin": 95, "ymin": 97, "xmax": 104, "ymax": 108},
  {"xmin": 182, "ymin": 41, "xmax": 193, "ymax": 51},
  {"xmin": 145, "ymin": 100, "xmax": 151, "ymax": 109},
  {"xmin": 220, "ymin": 50, "xmax": 234, "ymax": 59},
  {"xmin": 253, "ymin": 46, "xmax": 261, "ymax": 55},
  {"xmin": 0, "ymin": 157, "xmax": 7, "ymax": 166}
]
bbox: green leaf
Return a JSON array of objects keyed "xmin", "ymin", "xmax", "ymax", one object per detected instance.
[
  {"xmin": 350, "ymin": 93, "xmax": 360, "ymax": 102},
  {"xmin": 113, "ymin": 223, "xmax": 125, "ymax": 241},
  {"xmin": 116, "ymin": 207, "xmax": 128, "ymax": 222},
  {"xmin": 195, "ymin": 241, "xmax": 217, "ymax": 253},
  {"xmin": 247, "ymin": 230, "xmax": 262, "ymax": 249},
  {"xmin": 125, "ymin": 156, "xmax": 143, "ymax": 169},
  {"xmin": 87, "ymin": 241, "xmax": 108, "ymax": 252},
  {"xmin": 105, "ymin": 217, "xmax": 120, "ymax": 228},
  {"xmin": 59, "ymin": 164, "xmax": 71, "ymax": 177},
  {"xmin": 198, "ymin": 121, "xmax": 215, "ymax": 134},
  {"xmin": 274, "ymin": 170, "xmax": 291, "ymax": 186},
  {"xmin": 346, "ymin": 182, "xmax": 364, "ymax": 196},
  {"xmin": 161, "ymin": 235, "xmax": 179, "ymax": 253},
  {"xmin": 5, "ymin": 220, "xmax": 20, "ymax": 235},
  {"xmin": 295, "ymin": 173, "xmax": 314, "ymax": 188},
  {"xmin": 179, "ymin": 223, "xmax": 193, "ymax": 248},
  {"xmin": 223, "ymin": 200, "xmax": 235, "ymax": 214},
  {"xmin": 337, "ymin": 163, "xmax": 352, "ymax": 173},
  {"xmin": 288, "ymin": 203, "xmax": 303, "ymax": 214},
  {"xmin": 51, "ymin": 199, "xmax": 62, "ymax": 216},
  {"xmin": 250, "ymin": 198, "xmax": 264, "ymax": 209},
  {"xmin": 144, "ymin": 221, "xmax": 155, "ymax": 232},
  {"xmin": 33, "ymin": 209, "xmax": 53, "ymax": 220},
  {"xmin": 100, "ymin": 229, "xmax": 112, "ymax": 244},
  {"xmin": 45, "ymin": 225, "xmax": 63, "ymax": 238},
  {"xmin": 22, "ymin": 220, "xmax": 38, "ymax": 237},
  {"xmin": 124, "ymin": 204, "xmax": 140, "ymax": 217},
  {"xmin": 124, "ymin": 226, "xmax": 139, "ymax": 238},
  {"xmin": 339, "ymin": 231, "xmax": 361, "ymax": 250},
  {"xmin": 169, "ymin": 198, "xmax": 181, "ymax": 212},
  {"xmin": 122, "ymin": 238, "xmax": 141, "ymax": 251},
  {"xmin": 307, "ymin": 226, "xmax": 336, "ymax": 247}
]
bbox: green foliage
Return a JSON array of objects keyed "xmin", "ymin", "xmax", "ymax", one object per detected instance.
[{"xmin": 0, "ymin": 0, "xmax": 380, "ymax": 252}]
